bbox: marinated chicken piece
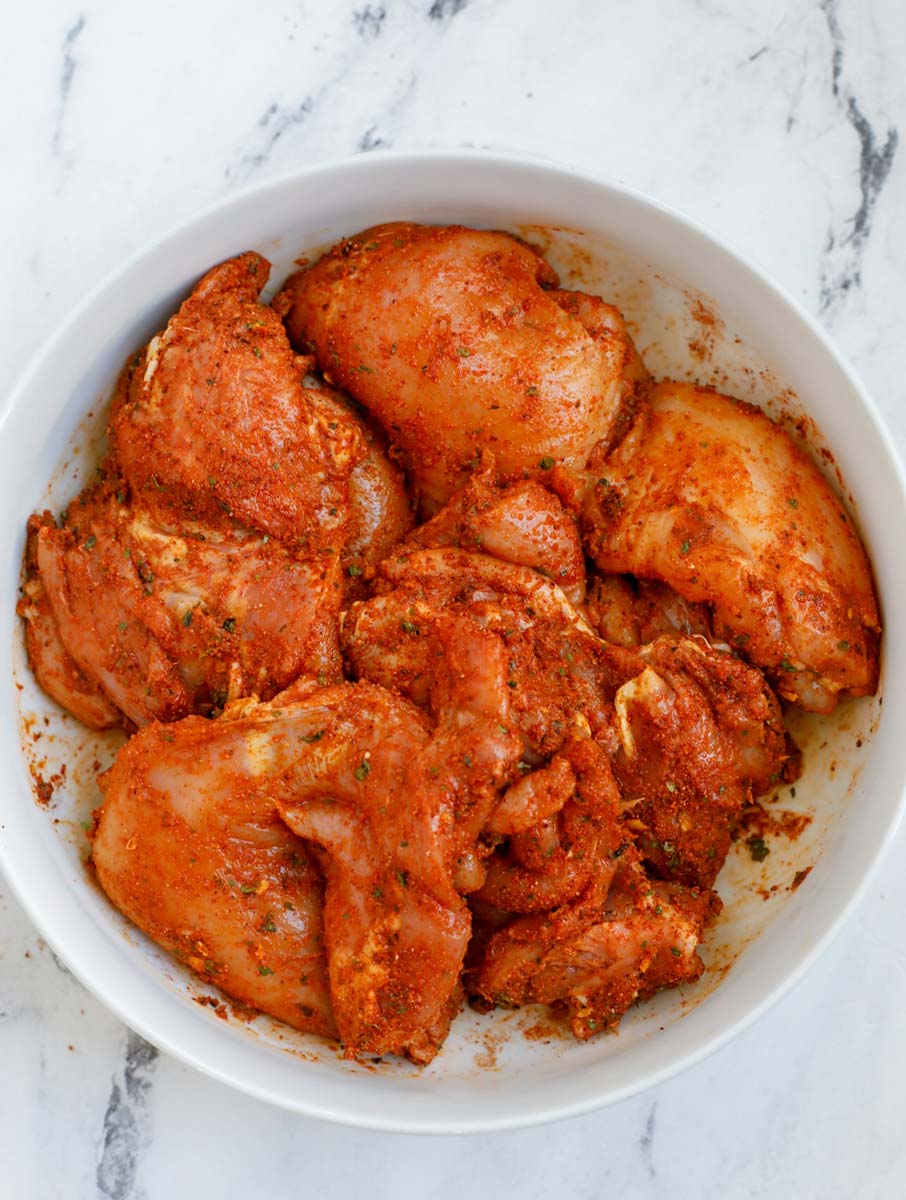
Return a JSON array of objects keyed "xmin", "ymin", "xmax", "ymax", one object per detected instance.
[
  {"xmin": 279, "ymin": 661, "xmax": 521, "ymax": 1059},
  {"xmin": 93, "ymin": 708, "xmax": 335, "ymax": 1037},
  {"xmin": 18, "ymin": 514, "xmax": 121, "ymax": 730},
  {"xmin": 549, "ymin": 287, "xmax": 650, "ymax": 463},
  {"xmin": 22, "ymin": 252, "xmax": 412, "ymax": 730},
  {"xmin": 270, "ymin": 682, "xmax": 468, "ymax": 1060},
  {"xmin": 586, "ymin": 574, "xmax": 712, "ymax": 648},
  {"xmin": 474, "ymin": 856, "xmax": 720, "ymax": 1039},
  {"xmin": 105, "ymin": 249, "xmax": 410, "ymax": 566},
  {"xmin": 477, "ymin": 737, "xmax": 626, "ymax": 913},
  {"xmin": 30, "ymin": 483, "xmax": 342, "ymax": 727},
  {"xmin": 584, "ymin": 382, "xmax": 880, "ymax": 711},
  {"xmin": 110, "ymin": 252, "xmax": 366, "ymax": 552},
  {"xmin": 345, "ymin": 539, "xmax": 795, "ymax": 889},
  {"xmin": 36, "ymin": 487, "xmax": 192, "ymax": 726},
  {"xmin": 400, "ymin": 467, "xmax": 586, "ymax": 606},
  {"xmin": 123, "ymin": 503, "xmax": 344, "ymax": 704},
  {"xmin": 320, "ymin": 390, "xmax": 413, "ymax": 576},
  {"xmin": 94, "ymin": 679, "xmax": 518, "ymax": 1060},
  {"xmin": 22, "ymin": 230, "xmax": 886, "ymax": 1063},
  {"xmin": 343, "ymin": 547, "xmax": 621, "ymax": 756},
  {"xmin": 275, "ymin": 222, "xmax": 648, "ymax": 511},
  {"xmin": 611, "ymin": 635, "xmax": 797, "ymax": 888}
]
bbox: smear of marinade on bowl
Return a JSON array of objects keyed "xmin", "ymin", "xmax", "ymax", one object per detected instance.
[{"xmin": 18, "ymin": 222, "xmax": 880, "ymax": 1063}]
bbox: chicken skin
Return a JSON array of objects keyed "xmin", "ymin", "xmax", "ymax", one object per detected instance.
[
  {"xmin": 584, "ymin": 381, "xmax": 880, "ymax": 711},
  {"xmin": 275, "ymin": 222, "xmax": 647, "ymax": 511}
]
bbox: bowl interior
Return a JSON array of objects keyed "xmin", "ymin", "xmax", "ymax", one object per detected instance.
[{"xmin": 2, "ymin": 155, "xmax": 904, "ymax": 1132}]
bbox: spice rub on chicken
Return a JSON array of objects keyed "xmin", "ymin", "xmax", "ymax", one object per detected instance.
[
  {"xmin": 582, "ymin": 381, "xmax": 879, "ymax": 712},
  {"xmin": 21, "ymin": 225, "xmax": 879, "ymax": 1063},
  {"xmin": 275, "ymin": 222, "xmax": 647, "ymax": 512},
  {"xmin": 20, "ymin": 252, "xmax": 411, "ymax": 730}
]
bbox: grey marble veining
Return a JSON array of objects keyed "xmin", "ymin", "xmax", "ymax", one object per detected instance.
[
  {"xmin": 95, "ymin": 1034, "xmax": 158, "ymax": 1200},
  {"xmin": 2, "ymin": 1, "xmax": 906, "ymax": 1196},
  {"xmin": 818, "ymin": 0, "xmax": 899, "ymax": 313},
  {"xmin": 51, "ymin": 15, "xmax": 86, "ymax": 161}
]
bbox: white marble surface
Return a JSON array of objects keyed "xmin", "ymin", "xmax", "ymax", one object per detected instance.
[{"xmin": 2, "ymin": 0, "xmax": 905, "ymax": 1195}]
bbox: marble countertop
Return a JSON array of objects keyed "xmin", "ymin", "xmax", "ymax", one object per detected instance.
[{"xmin": 2, "ymin": 1, "xmax": 905, "ymax": 1196}]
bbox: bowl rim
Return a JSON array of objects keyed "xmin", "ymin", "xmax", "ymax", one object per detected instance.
[{"xmin": 2, "ymin": 148, "xmax": 905, "ymax": 1134}]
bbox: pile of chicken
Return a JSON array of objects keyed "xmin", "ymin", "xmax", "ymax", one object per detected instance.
[{"xmin": 19, "ymin": 224, "xmax": 880, "ymax": 1063}]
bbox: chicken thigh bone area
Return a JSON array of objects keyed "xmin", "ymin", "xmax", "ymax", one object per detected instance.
[{"xmin": 19, "ymin": 226, "xmax": 880, "ymax": 1066}]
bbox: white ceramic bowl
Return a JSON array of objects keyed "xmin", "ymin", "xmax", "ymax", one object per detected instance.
[{"xmin": 2, "ymin": 152, "xmax": 905, "ymax": 1134}]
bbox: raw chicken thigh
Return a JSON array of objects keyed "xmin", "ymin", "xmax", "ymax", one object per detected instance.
[
  {"xmin": 93, "ymin": 694, "xmax": 335, "ymax": 1037},
  {"xmin": 583, "ymin": 381, "xmax": 880, "ymax": 711},
  {"xmin": 20, "ymin": 253, "xmax": 411, "ymax": 729},
  {"xmin": 275, "ymin": 222, "xmax": 647, "ymax": 511},
  {"xmin": 22, "ymin": 220, "xmax": 882, "ymax": 1065}
]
